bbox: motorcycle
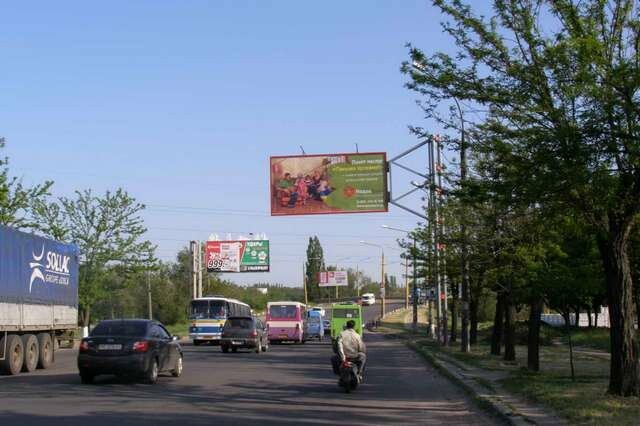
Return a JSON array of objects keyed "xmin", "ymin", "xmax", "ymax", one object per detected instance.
[{"xmin": 338, "ymin": 358, "xmax": 360, "ymax": 393}]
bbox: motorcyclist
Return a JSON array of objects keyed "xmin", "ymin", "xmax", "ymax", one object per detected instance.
[{"xmin": 332, "ymin": 320, "xmax": 366, "ymax": 380}]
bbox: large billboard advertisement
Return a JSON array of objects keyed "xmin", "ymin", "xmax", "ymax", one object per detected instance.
[
  {"xmin": 270, "ymin": 152, "xmax": 388, "ymax": 216},
  {"xmin": 318, "ymin": 270, "xmax": 349, "ymax": 287},
  {"xmin": 206, "ymin": 240, "xmax": 270, "ymax": 273}
]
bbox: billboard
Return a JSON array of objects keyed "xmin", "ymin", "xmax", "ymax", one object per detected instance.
[
  {"xmin": 318, "ymin": 270, "xmax": 349, "ymax": 287},
  {"xmin": 270, "ymin": 152, "xmax": 388, "ymax": 216},
  {"xmin": 206, "ymin": 240, "xmax": 270, "ymax": 273}
]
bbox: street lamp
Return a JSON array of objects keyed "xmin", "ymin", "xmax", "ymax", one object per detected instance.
[
  {"xmin": 382, "ymin": 225, "xmax": 419, "ymax": 333},
  {"xmin": 360, "ymin": 241, "xmax": 385, "ymax": 319}
]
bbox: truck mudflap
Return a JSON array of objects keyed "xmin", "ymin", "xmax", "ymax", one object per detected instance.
[{"xmin": 0, "ymin": 331, "xmax": 6, "ymax": 361}]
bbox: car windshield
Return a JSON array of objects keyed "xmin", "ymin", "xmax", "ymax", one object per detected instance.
[
  {"xmin": 269, "ymin": 305, "xmax": 298, "ymax": 319},
  {"xmin": 309, "ymin": 317, "xmax": 321, "ymax": 324},
  {"xmin": 333, "ymin": 309, "xmax": 360, "ymax": 319},
  {"xmin": 189, "ymin": 300, "xmax": 228, "ymax": 320},
  {"xmin": 225, "ymin": 318, "xmax": 253, "ymax": 329},
  {"xmin": 91, "ymin": 322, "xmax": 147, "ymax": 337}
]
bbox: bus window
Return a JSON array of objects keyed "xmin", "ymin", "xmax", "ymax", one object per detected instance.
[
  {"xmin": 190, "ymin": 300, "xmax": 209, "ymax": 320},
  {"xmin": 209, "ymin": 301, "xmax": 227, "ymax": 319}
]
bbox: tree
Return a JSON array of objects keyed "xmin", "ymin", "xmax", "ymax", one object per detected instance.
[
  {"xmin": 37, "ymin": 189, "xmax": 156, "ymax": 326},
  {"xmin": 405, "ymin": 0, "xmax": 640, "ymax": 396},
  {"xmin": 0, "ymin": 137, "xmax": 52, "ymax": 229},
  {"xmin": 305, "ymin": 236, "xmax": 325, "ymax": 302}
]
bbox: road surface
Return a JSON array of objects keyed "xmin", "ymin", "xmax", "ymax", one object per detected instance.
[{"xmin": 0, "ymin": 305, "xmax": 498, "ymax": 425}]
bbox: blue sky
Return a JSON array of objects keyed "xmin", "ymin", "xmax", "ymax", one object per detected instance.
[{"xmin": 1, "ymin": 1, "xmax": 457, "ymax": 286}]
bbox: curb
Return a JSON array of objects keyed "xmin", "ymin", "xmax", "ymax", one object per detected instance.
[{"xmin": 405, "ymin": 339, "xmax": 521, "ymax": 425}]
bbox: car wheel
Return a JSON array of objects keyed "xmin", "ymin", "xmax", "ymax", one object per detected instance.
[
  {"xmin": 80, "ymin": 371, "xmax": 94, "ymax": 384},
  {"xmin": 0, "ymin": 334, "xmax": 23, "ymax": 375},
  {"xmin": 171, "ymin": 356, "xmax": 183, "ymax": 377},
  {"xmin": 255, "ymin": 343, "xmax": 261, "ymax": 354},
  {"xmin": 145, "ymin": 358, "xmax": 159, "ymax": 384},
  {"xmin": 36, "ymin": 333, "xmax": 53, "ymax": 369},
  {"xmin": 231, "ymin": 347, "xmax": 237, "ymax": 353},
  {"xmin": 193, "ymin": 340, "xmax": 202, "ymax": 346},
  {"xmin": 221, "ymin": 345, "xmax": 229, "ymax": 353},
  {"xmin": 21, "ymin": 334, "xmax": 39, "ymax": 373}
]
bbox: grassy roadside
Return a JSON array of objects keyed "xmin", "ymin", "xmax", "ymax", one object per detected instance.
[
  {"xmin": 165, "ymin": 322, "xmax": 190, "ymax": 338},
  {"xmin": 382, "ymin": 308, "xmax": 640, "ymax": 425}
]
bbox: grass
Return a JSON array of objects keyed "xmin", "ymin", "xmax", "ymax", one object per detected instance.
[
  {"xmin": 165, "ymin": 322, "xmax": 190, "ymax": 338},
  {"xmin": 567, "ymin": 328, "xmax": 610, "ymax": 352},
  {"xmin": 383, "ymin": 307, "xmax": 640, "ymax": 425}
]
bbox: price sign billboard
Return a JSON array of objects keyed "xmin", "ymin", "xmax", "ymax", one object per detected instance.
[{"xmin": 206, "ymin": 240, "xmax": 270, "ymax": 273}]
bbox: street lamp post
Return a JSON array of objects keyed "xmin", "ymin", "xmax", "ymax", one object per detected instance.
[
  {"xmin": 382, "ymin": 225, "xmax": 418, "ymax": 332},
  {"xmin": 360, "ymin": 241, "xmax": 385, "ymax": 319}
]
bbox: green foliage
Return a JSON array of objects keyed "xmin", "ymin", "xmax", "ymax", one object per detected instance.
[
  {"xmin": 305, "ymin": 236, "xmax": 325, "ymax": 301},
  {"xmin": 0, "ymin": 137, "xmax": 53, "ymax": 230}
]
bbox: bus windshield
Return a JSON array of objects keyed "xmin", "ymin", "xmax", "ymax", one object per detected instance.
[
  {"xmin": 190, "ymin": 300, "xmax": 228, "ymax": 320},
  {"xmin": 332, "ymin": 308, "xmax": 360, "ymax": 319},
  {"xmin": 269, "ymin": 305, "xmax": 298, "ymax": 319}
]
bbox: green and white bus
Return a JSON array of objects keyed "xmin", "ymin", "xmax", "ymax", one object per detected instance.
[{"xmin": 330, "ymin": 302, "xmax": 363, "ymax": 339}]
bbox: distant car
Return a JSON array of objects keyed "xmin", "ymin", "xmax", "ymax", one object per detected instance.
[
  {"xmin": 310, "ymin": 306, "xmax": 326, "ymax": 317},
  {"xmin": 220, "ymin": 316, "xmax": 269, "ymax": 353},
  {"xmin": 361, "ymin": 293, "xmax": 375, "ymax": 306},
  {"xmin": 354, "ymin": 296, "xmax": 363, "ymax": 305},
  {"xmin": 322, "ymin": 319, "xmax": 331, "ymax": 331},
  {"xmin": 78, "ymin": 319, "xmax": 183, "ymax": 385}
]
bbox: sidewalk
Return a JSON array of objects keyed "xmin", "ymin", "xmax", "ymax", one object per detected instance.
[{"xmin": 380, "ymin": 310, "xmax": 567, "ymax": 426}]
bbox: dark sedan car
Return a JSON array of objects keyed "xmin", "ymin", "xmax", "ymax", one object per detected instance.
[
  {"xmin": 78, "ymin": 319, "xmax": 183, "ymax": 384},
  {"xmin": 220, "ymin": 316, "xmax": 268, "ymax": 353}
]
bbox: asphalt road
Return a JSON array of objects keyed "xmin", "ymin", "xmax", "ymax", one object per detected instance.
[{"xmin": 0, "ymin": 304, "xmax": 498, "ymax": 426}]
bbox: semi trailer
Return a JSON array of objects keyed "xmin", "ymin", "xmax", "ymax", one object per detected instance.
[{"xmin": 0, "ymin": 225, "xmax": 79, "ymax": 375}]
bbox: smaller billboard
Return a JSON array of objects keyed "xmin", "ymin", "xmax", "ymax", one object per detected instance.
[
  {"xmin": 318, "ymin": 270, "xmax": 349, "ymax": 287},
  {"xmin": 206, "ymin": 240, "xmax": 270, "ymax": 273}
]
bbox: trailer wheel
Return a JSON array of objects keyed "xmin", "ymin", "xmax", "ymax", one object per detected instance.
[
  {"xmin": 36, "ymin": 333, "xmax": 53, "ymax": 369},
  {"xmin": 21, "ymin": 334, "xmax": 39, "ymax": 373},
  {"xmin": 0, "ymin": 334, "xmax": 24, "ymax": 375}
]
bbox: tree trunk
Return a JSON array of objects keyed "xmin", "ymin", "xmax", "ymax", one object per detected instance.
[
  {"xmin": 587, "ymin": 305, "xmax": 593, "ymax": 328},
  {"xmin": 470, "ymin": 293, "xmax": 479, "ymax": 345},
  {"xmin": 527, "ymin": 297, "xmax": 543, "ymax": 372},
  {"xmin": 575, "ymin": 306, "xmax": 581, "ymax": 328},
  {"xmin": 598, "ymin": 227, "xmax": 640, "ymax": 396},
  {"xmin": 504, "ymin": 292, "xmax": 516, "ymax": 362},
  {"xmin": 491, "ymin": 292, "xmax": 505, "ymax": 356},
  {"xmin": 80, "ymin": 305, "xmax": 91, "ymax": 328},
  {"xmin": 450, "ymin": 282, "xmax": 458, "ymax": 343},
  {"xmin": 563, "ymin": 312, "xmax": 576, "ymax": 382}
]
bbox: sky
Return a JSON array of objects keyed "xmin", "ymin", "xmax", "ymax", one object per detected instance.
[{"xmin": 0, "ymin": 1, "xmax": 460, "ymax": 287}]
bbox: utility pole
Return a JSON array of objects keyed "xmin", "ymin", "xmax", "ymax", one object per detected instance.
[
  {"xmin": 381, "ymin": 251, "xmax": 385, "ymax": 319},
  {"xmin": 429, "ymin": 137, "xmax": 442, "ymax": 343},
  {"xmin": 190, "ymin": 240, "xmax": 198, "ymax": 299},
  {"xmin": 404, "ymin": 261, "xmax": 409, "ymax": 310},
  {"xmin": 436, "ymin": 135, "xmax": 449, "ymax": 346},
  {"xmin": 303, "ymin": 263, "xmax": 308, "ymax": 305},
  {"xmin": 147, "ymin": 268, "xmax": 153, "ymax": 320},
  {"xmin": 412, "ymin": 236, "xmax": 418, "ymax": 332}
]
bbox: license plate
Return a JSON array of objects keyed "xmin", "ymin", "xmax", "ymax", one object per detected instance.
[
  {"xmin": 279, "ymin": 334, "xmax": 288, "ymax": 339},
  {"xmin": 98, "ymin": 344, "xmax": 122, "ymax": 351},
  {"xmin": 232, "ymin": 341, "xmax": 243, "ymax": 345}
]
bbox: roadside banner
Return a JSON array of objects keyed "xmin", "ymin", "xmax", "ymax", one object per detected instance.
[
  {"xmin": 318, "ymin": 270, "xmax": 349, "ymax": 287},
  {"xmin": 206, "ymin": 240, "xmax": 270, "ymax": 273},
  {"xmin": 270, "ymin": 152, "xmax": 388, "ymax": 216}
]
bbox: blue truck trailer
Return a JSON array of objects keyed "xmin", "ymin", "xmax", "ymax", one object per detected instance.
[{"xmin": 0, "ymin": 226, "xmax": 79, "ymax": 375}]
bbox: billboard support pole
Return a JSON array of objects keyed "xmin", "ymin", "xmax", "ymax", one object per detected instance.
[{"xmin": 197, "ymin": 241, "xmax": 203, "ymax": 298}]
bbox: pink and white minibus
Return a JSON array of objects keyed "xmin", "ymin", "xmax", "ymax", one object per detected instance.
[{"xmin": 266, "ymin": 301, "xmax": 307, "ymax": 344}]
